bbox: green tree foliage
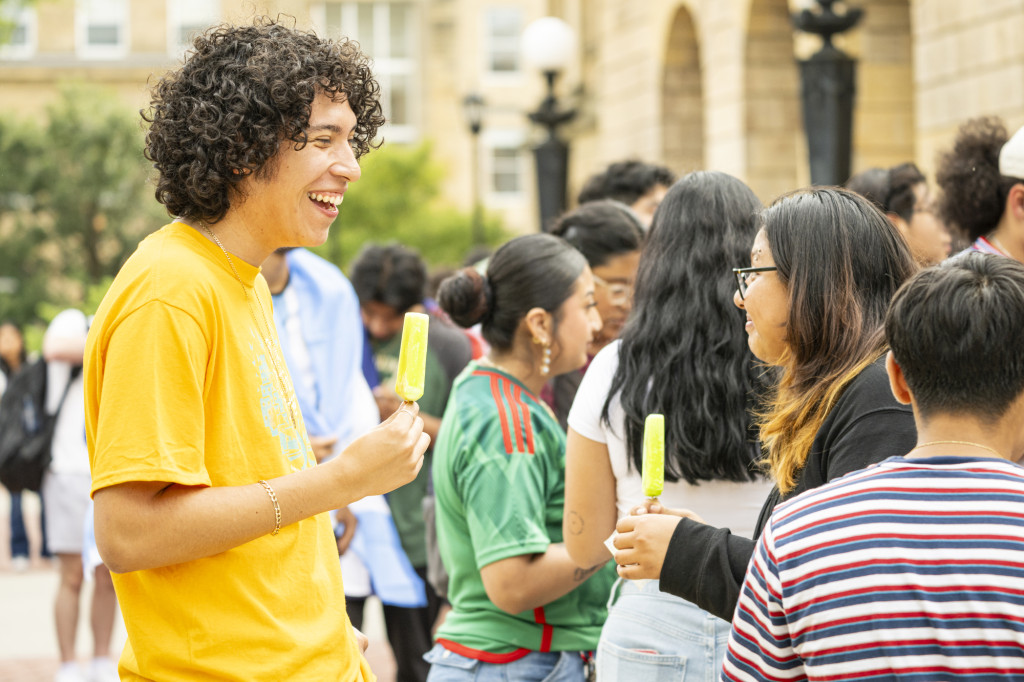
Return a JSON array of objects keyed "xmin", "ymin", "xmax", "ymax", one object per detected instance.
[
  {"xmin": 0, "ymin": 84, "xmax": 164, "ymax": 325},
  {"xmin": 314, "ymin": 141, "xmax": 506, "ymax": 273}
]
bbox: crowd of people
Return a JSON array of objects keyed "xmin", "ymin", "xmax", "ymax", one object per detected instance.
[{"xmin": 3, "ymin": 16, "xmax": 1024, "ymax": 682}]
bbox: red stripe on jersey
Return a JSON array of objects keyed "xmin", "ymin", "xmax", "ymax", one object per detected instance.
[
  {"xmin": 485, "ymin": 374, "xmax": 512, "ymax": 453},
  {"xmin": 533, "ymin": 607, "xmax": 553, "ymax": 652},
  {"xmin": 501, "ymin": 378, "xmax": 525, "ymax": 453},
  {"xmin": 436, "ymin": 638, "xmax": 532, "ymax": 663},
  {"xmin": 514, "ymin": 385, "xmax": 535, "ymax": 454}
]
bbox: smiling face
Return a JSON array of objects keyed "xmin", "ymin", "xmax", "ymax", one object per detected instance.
[
  {"xmin": 235, "ymin": 92, "xmax": 361, "ymax": 252},
  {"xmin": 550, "ymin": 268, "xmax": 603, "ymax": 376},
  {"xmin": 734, "ymin": 229, "xmax": 790, "ymax": 364},
  {"xmin": 591, "ymin": 250, "xmax": 641, "ymax": 349}
]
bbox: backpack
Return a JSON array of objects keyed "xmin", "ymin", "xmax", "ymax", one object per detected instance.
[{"xmin": 0, "ymin": 359, "xmax": 78, "ymax": 492}]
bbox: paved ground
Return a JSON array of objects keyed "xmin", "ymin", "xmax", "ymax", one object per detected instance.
[{"xmin": 0, "ymin": 563, "xmax": 397, "ymax": 681}]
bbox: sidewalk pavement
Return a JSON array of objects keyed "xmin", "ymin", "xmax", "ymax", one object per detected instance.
[{"xmin": 0, "ymin": 564, "xmax": 396, "ymax": 681}]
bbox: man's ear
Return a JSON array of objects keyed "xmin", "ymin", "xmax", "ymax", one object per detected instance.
[
  {"xmin": 523, "ymin": 307, "xmax": 552, "ymax": 345},
  {"xmin": 1006, "ymin": 183, "xmax": 1024, "ymax": 222},
  {"xmin": 886, "ymin": 350, "xmax": 913, "ymax": 405}
]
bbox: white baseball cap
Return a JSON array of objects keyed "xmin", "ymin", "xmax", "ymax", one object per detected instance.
[{"xmin": 998, "ymin": 125, "xmax": 1024, "ymax": 179}]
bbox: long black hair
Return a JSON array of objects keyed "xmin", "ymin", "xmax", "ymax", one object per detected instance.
[{"xmin": 603, "ymin": 171, "xmax": 767, "ymax": 484}]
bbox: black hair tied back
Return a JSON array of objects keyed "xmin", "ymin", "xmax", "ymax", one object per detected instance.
[{"xmin": 438, "ymin": 267, "xmax": 492, "ymax": 328}]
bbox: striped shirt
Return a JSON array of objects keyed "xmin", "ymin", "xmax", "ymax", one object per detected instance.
[{"xmin": 722, "ymin": 456, "xmax": 1024, "ymax": 681}]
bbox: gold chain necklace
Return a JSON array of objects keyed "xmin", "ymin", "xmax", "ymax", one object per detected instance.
[
  {"xmin": 910, "ymin": 439, "xmax": 1003, "ymax": 459},
  {"xmin": 187, "ymin": 220, "xmax": 301, "ymax": 436}
]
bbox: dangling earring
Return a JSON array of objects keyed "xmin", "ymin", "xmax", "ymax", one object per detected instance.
[{"xmin": 540, "ymin": 344, "xmax": 552, "ymax": 376}]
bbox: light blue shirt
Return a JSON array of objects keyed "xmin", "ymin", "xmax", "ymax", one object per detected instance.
[{"xmin": 271, "ymin": 249, "xmax": 378, "ymax": 457}]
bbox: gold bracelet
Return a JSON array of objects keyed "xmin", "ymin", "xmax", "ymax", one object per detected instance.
[{"xmin": 257, "ymin": 480, "xmax": 281, "ymax": 536}]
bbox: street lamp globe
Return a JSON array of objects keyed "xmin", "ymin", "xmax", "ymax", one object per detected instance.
[{"xmin": 520, "ymin": 17, "xmax": 575, "ymax": 74}]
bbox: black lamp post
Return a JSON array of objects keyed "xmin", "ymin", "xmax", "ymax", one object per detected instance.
[
  {"xmin": 792, "ymin": 0, "xmax": 864, "ymax": 186},
  {"xmin": 521, "ymin": 17, "xmax": 577, "ymax": 232},
  {"xmin": 462, "ymin": 93, "xmax": 485, "ymax": 245}
]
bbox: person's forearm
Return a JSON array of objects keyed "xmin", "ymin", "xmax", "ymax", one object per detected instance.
[
  {"xmin": 95, "ymin": 406, "xmax": 429, "ymax": 573},
  {"xmin": 94, "ymin": 459, "xmax": 365, "ymax": 573},
  {"xmin": 482, "ymin": 543, "xmax": 606, "ymax": 614}
]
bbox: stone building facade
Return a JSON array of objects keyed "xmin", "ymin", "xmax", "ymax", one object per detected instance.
[{"xmin": 2, "ymin": 0, "xmax": 1023, "ymax": 233}]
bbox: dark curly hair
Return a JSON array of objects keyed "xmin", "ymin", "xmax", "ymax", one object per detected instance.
[
  {"xmin": 143, "ymin": 16, "xmax": 385, "ymax": 223},
  {"xmin": 935, "ymin": 116, "xmax": 1021, "ymax": 241}
]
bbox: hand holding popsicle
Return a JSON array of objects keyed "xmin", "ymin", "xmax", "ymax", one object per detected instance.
[
  {"xmin": 395, "ymin": 312, "xmax": 430, "ymax": 403},
  {"xmin": 641, "ymin": 414, "xmax": 665, "ymax": 500}
]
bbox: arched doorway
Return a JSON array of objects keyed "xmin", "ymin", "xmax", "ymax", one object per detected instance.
[{"xmin": 661, "ymin": 5, "xmax": 704, "ymax": 175}]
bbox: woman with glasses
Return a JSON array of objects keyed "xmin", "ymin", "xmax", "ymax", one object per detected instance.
[
  {"xmin": 611, "ymin": 187, "xmax": 919, "ymax": 624},
  {"xmin": 563, "ymin": 172, "xmax": 774, "ymax": 680},
  {"xmin": 545, "ymin": 200, "xmax": 645, "ymax": 429}
]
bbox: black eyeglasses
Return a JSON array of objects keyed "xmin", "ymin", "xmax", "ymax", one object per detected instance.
[{"xmin": 732, "ymin": 266, "xmax": 777, "ymax": 300}]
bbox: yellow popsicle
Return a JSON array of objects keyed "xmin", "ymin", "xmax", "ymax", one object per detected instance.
[
  {"xmin": 641, "ymin": 414, "xmax": 665, "ymax": 498},
  {"xmin": 395, "ymin": 312, "xmax": 430, "ymax": 402}
]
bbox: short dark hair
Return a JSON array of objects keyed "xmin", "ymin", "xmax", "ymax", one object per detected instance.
[
  {"xmin": 350, "ymin": 243, "xmax": 427, "ymax": 313},
  {"xmin": 437, "ymin": 234, "xmax": 586, "ymax": 351},
  {"xmin": 935, "ymin": 116, "xmax": 1022, "ymax": 241},
  {"xmin": 549, "ymin": 200, "xmax": 644, "ymax": 268},
  {"xmin": 845, "ymin": 163, "xmax": 927, "ymax": 223},
  {"xmin": 886, "ymin": 252, "xmax": 1024, "ymax": 422},
  {"xmin": 577, "ymin": 160, "xmax": 676, "ymax": 207},
  {"xmin": 144, "ymin": 17, "xmax": 385, "ymax": 223}
]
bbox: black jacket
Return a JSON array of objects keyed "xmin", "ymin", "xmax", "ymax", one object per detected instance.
[{"xmin": 657, "ymin": 358, "xmax": 917, "ymax": 621}]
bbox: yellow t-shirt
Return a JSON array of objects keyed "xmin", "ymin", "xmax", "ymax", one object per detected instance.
[{"xmin": 85, "ymin": 222, "xmax": 374, "ymax": 682}]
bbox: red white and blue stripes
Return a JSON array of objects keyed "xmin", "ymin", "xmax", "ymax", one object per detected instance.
[{"xmin": 722, "ymin": 456, "xmax": 1024, "ymax": 681}]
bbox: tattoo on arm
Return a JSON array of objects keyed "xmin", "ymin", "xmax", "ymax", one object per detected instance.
[
  {"xmin": 573, "ymin": 563, "xmax": 603, "ymax": 582},
  {"xmin": 568, "ymin": 511, "xmax": 584, "ymax": 536}
]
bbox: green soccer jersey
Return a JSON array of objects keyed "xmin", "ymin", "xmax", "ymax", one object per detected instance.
[{"xmin": 432, "ymin": 362, "xmax": 615, "ymax": 658}]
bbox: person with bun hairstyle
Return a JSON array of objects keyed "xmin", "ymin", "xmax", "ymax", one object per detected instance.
[
  {"xmin": 545, "ymin": 200, "xmax": 644, "ymax": 429},
  {"xmin": 936, "ymin": 116, "xmax": 1024, "ymax": 262},
  {"xmin": 425, "ymin": 233, "xmax": 614, "ymax": 681},
  {"xmin": 563, "ymin": 172, "xmax": 774, "ymax": 679},
  {"xmin": 611, "ymin": 188, "xmax": 919, "ymax": 622}
]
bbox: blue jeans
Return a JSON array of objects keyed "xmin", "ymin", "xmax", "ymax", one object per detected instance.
[
  {"xmin": 424, "ymin": 644, "xmax": 586, "ymax": 681},
  {"xmin": 596, "ymin": 579, "xmax": 730, "ymax": 682}
]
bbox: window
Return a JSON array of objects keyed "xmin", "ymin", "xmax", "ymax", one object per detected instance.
[
  {"xmin": 485, "ymin": 6, "xmax": 522, "ymax": 75},
  {"xmin": 315, "ymin": 2, "xmax": 418, "ymax": 143},
  {"xmin": 76, "ymin": 0, "xmax": 128, "ymax": 59},
  {"xmin": 168, "ymin": 0, "xmax": 221, "ymax": 56},
  {"xmin": 484, "ymin": 130, "xmax": 525, "ymax": 198},
  {"xmin": 0, "ymin": 3, "xmax": 36, "ymax": 60}
]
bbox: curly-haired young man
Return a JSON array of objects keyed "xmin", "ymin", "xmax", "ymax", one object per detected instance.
[{"xmin": 84, "ymin": 18, "xmax": 429, "ymax": 681}]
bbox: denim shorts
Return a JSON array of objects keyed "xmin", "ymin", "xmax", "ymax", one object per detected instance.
[
  {"xmin": 424, "ymin": 644, "xmax": 586, "ymax": 682},
  {"xmin": 595, "ymin": 579, "xmax": 731, "ymax": 682}
]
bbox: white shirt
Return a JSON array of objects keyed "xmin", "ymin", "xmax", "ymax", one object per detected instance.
[
  {"xmin": 567, "ymin": 340, "xmax": 771, "ymax": 539},
  {"xmin": 44, "ymin": 309, "xmax": 89, "ymax": 475}
]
